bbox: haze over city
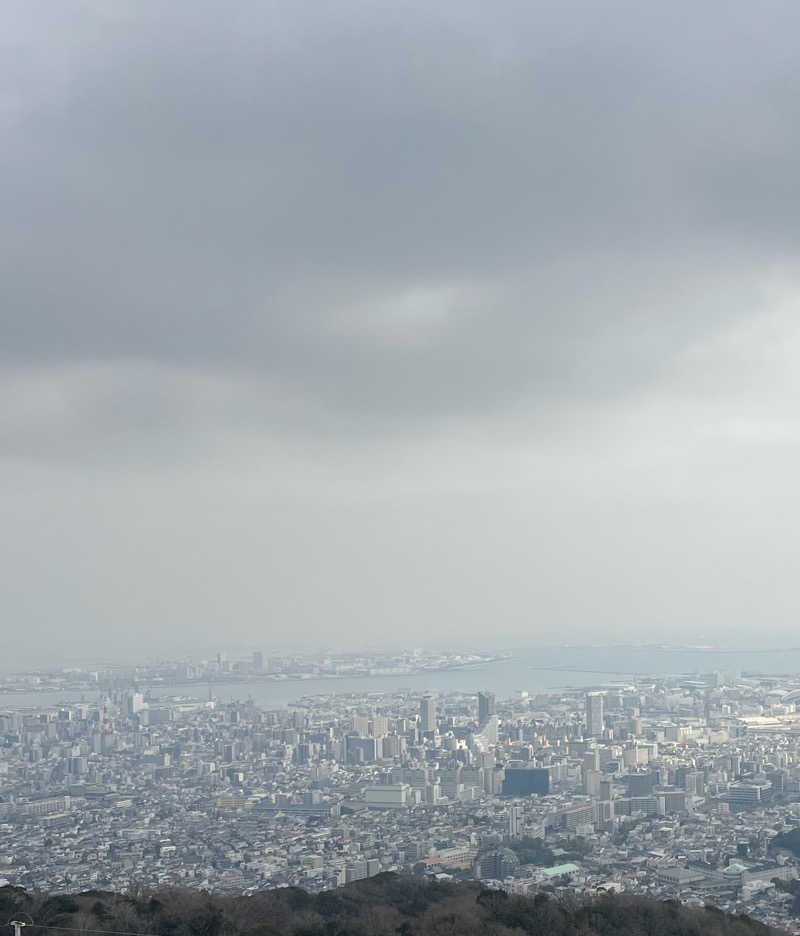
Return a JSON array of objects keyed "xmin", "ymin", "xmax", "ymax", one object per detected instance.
[
  {"xmin": 5, "ymin": 1, "xmax": 800, "ymax": 665},
  {"xmin": 10, "ymin": 5, "xmax": 800, "ymax": 929}
]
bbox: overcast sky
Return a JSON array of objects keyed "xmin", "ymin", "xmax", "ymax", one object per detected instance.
[{"xmin": 4, "ymin": 0, "xmax": 800, "ymax": 665}]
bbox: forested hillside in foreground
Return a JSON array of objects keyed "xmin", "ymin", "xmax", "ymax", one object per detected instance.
[{"xmin": 0, "ymin": 874, "xmax": 782, "ymax": 936}]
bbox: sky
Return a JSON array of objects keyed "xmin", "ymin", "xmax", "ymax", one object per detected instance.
[{"xmin": 4, "ymin": 0, "xmax": 800, "ymax": 665}]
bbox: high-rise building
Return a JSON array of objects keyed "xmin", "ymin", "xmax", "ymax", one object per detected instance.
[
  {"xmin": 420, "ymin": 694, "xmax": 436, "ymax": 732},
  {"xmin": 345, "ymin": 859, "xmax": 368, "ymax": 882},
  {"xmin": 478, "ymin": 691, "xmax": 496, "ymax": 726},
  {"xmin": 501, "ymin": 767, "xmax": 550, "ymax": 796},
  {"xmin": 478, "ymin": 713, "xmax": 499, "ymax": 746},
  {"xmin": 252, "ymin": 651, "xmax": 264, "ymax": 672},
  {"xmin": 477, "ymin": 847, "xmax": 520, "ymax": 880},
  {"xmin": 507, "ymin": 805, "xmax": 523, "ymax": 838},
  {"xmin": 352, "ymin": 715, "xmax": 370, "ymax": 736},
  {"xmin": 584, "ymin": 769, "xmax": 602, "ymax": 797},
  {"xmin": 124, "ymin": 692, "xmax": 144, "ymax": 716},
  {"xmin": 583, "ymin": 748, "xmax": 600, "ymax": 772},
  {"xmin": 586, "ymin": 692, "xmax": 604, "ymax": 737},
  {"xmin": 370, "ymin": 715, "xmax": 389, "ymax": 738}
]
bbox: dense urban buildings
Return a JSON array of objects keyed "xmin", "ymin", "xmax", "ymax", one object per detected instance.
[{"xmin": 3, "ymin": 652, "xmax": 800, "ymax": 931}]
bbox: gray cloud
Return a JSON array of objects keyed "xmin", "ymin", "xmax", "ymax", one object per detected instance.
[{"xmin": 4, "ymin": 0, "xmax": 800, "ymax": 657}]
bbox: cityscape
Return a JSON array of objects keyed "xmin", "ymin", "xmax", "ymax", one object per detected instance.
[
  {"xmin": 6, "ymin": 0, "xmax": 800, "ymax": 934},
  {"xmin": 3, "ymin": 651, "xmax": 800, "ymax": 929}
]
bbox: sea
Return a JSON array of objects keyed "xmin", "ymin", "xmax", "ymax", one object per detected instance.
[{"xmin": 3, "ymin": 644, "xmax": 800, "ymax": 710}]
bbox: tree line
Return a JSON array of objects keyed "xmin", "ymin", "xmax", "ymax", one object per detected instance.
[{"xmin": 0, "ymin": 873, "xmax": 781, "ymax": 936}]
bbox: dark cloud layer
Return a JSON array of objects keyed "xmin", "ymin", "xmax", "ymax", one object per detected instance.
[{"xmin": 3, "ymin": 1, "xmax": 800, "ymax": 658}]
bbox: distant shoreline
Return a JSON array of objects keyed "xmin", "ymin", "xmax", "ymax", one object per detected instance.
[{"xmin": 0, "ymin": 655, "xmax": 510, "ymax": 695}]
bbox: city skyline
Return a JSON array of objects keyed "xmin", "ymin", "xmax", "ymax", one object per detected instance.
[{"xmin": 3, "ymin": 652, "xmax": 800, "ymax": 928}]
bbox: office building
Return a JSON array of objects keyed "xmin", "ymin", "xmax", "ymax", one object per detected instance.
[
  {"xmin": 476, "ymin": 847, "xmax": 520, "ymax": 880},
  {"xmin": 501, "ymin": 767, "xmax": 550, "ymax": 796},
  {"xmin": 345, "ymin": 860, "xmax": 368, "ymax": 882},
  {"xmin": 420, "ymin": 694, "xmax": 436, "ymax": 733},
  {"xmin": 586, "ymin": 692, "xmax": 604, "ymax": 737},
  {"xmin": 352, "ymin": 715, "xmax": 370, "ymax": 736},
  {"xmin": 478, "ymin": 691, "xmax": 496, "ymax": 725},
  {"xmin": 507, "ymin": 805, "xmax": 523, "ymax": 838},
  {"xmin": 370, "ymin": 715, "xmax": 389, "ymax": 738},
  {"xmin": 364, "ymin": 783, "xmax": 411, "ymax": 808}
]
